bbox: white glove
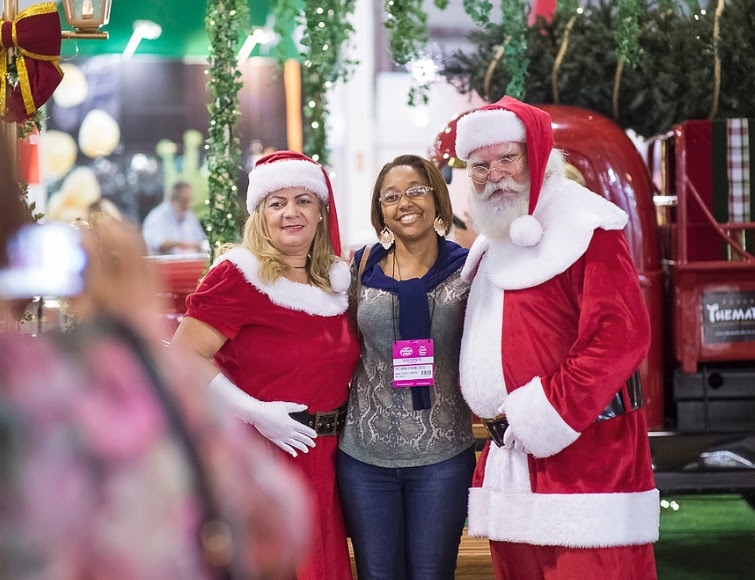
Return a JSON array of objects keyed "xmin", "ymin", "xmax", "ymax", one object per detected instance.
[
  {"xmin": 209, "ymin": 373, "xmax": 317, "ymax": 457},
  {"xmin": 503, "ymin": 425, "xmax": 530, "ymax": 454}
]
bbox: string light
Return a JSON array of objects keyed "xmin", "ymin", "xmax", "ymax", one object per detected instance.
[{"xmin": 204, "ymin": 0, "xmax": 246, "ymax": 256}]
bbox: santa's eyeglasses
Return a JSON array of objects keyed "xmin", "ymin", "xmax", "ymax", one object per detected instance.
[
  {"xmin": 379, "ymin": 185, "xmax": 433, "ymax": 206},
  {"xmin": 468, "ymin": 153, "xmax": 524, "ymax": 184}
]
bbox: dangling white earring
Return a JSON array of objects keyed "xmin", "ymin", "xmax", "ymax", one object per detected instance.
[
  {"xmin": 318, "ymin": 215, "xmax": 323, "ymax": 222},
  {"xmin": 379, "ymin": 226, "xmax": 395, "ymax": 250},
  {"xmin": 433, "ymin": 215, "xmax": 446, "ymax": 237}
]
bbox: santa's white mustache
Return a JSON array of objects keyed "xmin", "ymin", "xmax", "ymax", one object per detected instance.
[{"xmin": 479, "ymin": 178, "xmax": 529, "ymax": 200}]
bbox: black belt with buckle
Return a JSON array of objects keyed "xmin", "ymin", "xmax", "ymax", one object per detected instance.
[
  {"xmin": 481, "ymin": 415, "xmax": 509, "ymax": 447},
  {"xmin": 290, "ymin": 402, "xmax": 348, "ymax": 436},
  {"xmin": 481, "ymin": 370, "xmax": 645, "ymax": 448}
]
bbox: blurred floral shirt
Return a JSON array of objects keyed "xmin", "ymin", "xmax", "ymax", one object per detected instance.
[{"xmin": 0, "ymin": 322, "xmax": 309, "ymax": 580}]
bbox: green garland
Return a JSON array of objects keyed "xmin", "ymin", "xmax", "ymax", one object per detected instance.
[
  {"xmin": 444, "ymin": 0, "xmax": 755, "ymax": 138},
  {"xmin": 463, "ymin": 0, "xmax": 492, "ymax": 27},
  {"xmin": 261, "ymin": 0, "xmax": 658, "ymax": 169},
  {"xmin": 499, "ymin": 0, "xmax": 529, "ymax": 100},
  {"xmin": 384, "ymin": 0, "xmax": 428, "ymax": 104},
  {"xmin": 299, "ymin": 0, "xmax": 357, "ymax": 166},
  {"xmin": 615, "ymin": 0, "xmax": 641, "ymax": 66},
  {"xmin": 204, "ymin": 0, "xmax": 248, "ymax": 257}
]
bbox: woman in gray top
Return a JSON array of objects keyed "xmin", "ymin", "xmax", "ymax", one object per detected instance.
[{"xmin": 337, "ymin": 155, "xmax": 476, "ymax": 580}]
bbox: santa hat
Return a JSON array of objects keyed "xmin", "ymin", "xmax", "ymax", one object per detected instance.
[
  {"xmin": 455, "ymin": 96, "xmax": 554, "ymax": 247},
  {"xmin": 247, "ymin": 150, "xmax": 342, "ymax": 255}
]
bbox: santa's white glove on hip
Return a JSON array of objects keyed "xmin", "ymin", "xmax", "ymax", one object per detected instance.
[
  {"xmin": 503, "ymin": 425, "xmax": 530, "ymax": 454},
  {"xmin": 209, "ymin": 373, "xmax": 317, "ymax": 457}
]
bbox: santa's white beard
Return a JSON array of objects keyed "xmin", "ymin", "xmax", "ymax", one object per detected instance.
[{"xmin": 468, "ymin": 178, "xmax": 530, "ymax": 240}]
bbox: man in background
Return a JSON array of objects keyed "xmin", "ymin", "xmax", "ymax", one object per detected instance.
[{"xmin": 142, "ymin": 181, "xmax": 208, "ymax": 255}]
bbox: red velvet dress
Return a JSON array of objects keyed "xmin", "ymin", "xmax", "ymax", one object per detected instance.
[
  {"xmin": 460, "ymin": 177, "xmax": 659, "ymax": 579},
  {"xmin": 186, "ymin": 247, "xmax": 360, "ymax": 580}
]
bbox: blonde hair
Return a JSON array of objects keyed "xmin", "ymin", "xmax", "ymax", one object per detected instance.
[{"xmin": 217, "ymin": 198, "xmax": 337, "ymax": 292}]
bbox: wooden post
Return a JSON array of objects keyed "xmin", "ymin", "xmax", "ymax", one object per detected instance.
[
  {"xmin": 1, "ymin": 0, "xmax": 18, "ymax": 182},
  {"xmin": 0, "ymin": 0, "xmax": 18, "ymax": 332}
]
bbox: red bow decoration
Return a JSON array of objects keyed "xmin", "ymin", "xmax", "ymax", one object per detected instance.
[{"xmin": 0, "ymin": 2, "xmax": 63, "ymax": 123}]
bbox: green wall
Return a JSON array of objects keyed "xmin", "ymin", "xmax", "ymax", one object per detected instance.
[{"xmin": 60, "ymin": 0, "xmax": 284, "ymax": 58}]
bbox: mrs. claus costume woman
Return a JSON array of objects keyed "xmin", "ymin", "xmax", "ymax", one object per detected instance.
[{"xmin": 172, "ymin": 151, "xmax": 359, "ymax": 580}]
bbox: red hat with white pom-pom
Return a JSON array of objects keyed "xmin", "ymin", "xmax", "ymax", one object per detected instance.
[
  {"xmin": 247, "ymin": 150, "xmax": 342, "ymax": 256},
  {"xmin": 455, "ymin": 96, "xmax": 554, "ymax": 247}
]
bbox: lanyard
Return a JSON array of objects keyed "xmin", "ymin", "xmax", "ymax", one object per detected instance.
[{"xmin": 390, "ymin": 249, "xmax": 438, "ymax": 342}]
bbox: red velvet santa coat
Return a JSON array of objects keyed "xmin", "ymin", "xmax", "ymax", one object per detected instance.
[
  {"xmin": 459, "ymin": 175, "xmax": 659, "ymax": 548},
  {"xmin": 186, "ymin": 247, "xmax": 360, "ymax": 580}
]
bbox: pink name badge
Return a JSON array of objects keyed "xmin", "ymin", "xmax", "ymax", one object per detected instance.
[{"xmin": 392, "ymin": 338, "xmax": 435, "ymax": 388}]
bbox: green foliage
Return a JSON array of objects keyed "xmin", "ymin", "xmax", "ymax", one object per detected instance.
[
  {"xmin": 463, "ymin": 0, "xmax": 493, "ymax": 27},
  {"xmin": 272, "ymin": 0, "xmax": 301, "ymax": 64},
  {"xmin": 384, "ymin": 0, "xmax": 428, "ymax": 66},
  {"xmin": 555, "ymin": 0, "xmax": 581, "ymax": 18},
  {"xmin": 384, "ymin": 0, "xmax": 430, "ymax": 105},
  {"xmin": 614, "ymin": 0, "xmax": 641, "ymax": 65},
  {"xmin": 499, "ymin": 0, "xmax": 529, "ymax": 100},
  {"xmin": 444, "ymin": 0, "xmax": 755, "ymax": 137},
  {"xmin": 19, "ymin": 181, "xmax": 43, "ymax": 223},
  {"xmin": 205, "ymin": 0, "xmax": 249, "ymax": 257},
  {"xmin": 300, "ymin": 0, "xmax": 357, "ymax": 166},
  {"xmin": 17, "ymin": 110, "xmax": 43, "ymax": 140}
]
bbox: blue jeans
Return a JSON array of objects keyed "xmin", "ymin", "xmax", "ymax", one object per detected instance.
[{"xmin": 337, "ymin": 446, "xmax": 476, "ymax": 580}]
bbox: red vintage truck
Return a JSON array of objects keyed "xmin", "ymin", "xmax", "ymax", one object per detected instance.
[{"xmin": 431, "ymin": 105, "xmax": 755, "ymax": 503}]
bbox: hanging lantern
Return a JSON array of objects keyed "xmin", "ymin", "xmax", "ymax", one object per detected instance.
[{"xmin": 61, "ymin": 0, "xmax": 112, "ymax": 34}]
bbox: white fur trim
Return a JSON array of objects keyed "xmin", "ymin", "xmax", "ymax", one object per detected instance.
[
  {"xmin": 247, "ymin": 159, "xmax": 328, "ymax": 213},
  {"xmin": 484, "ymin": 176, "xmax": 628, "ymax": 289},
  {"xmin": 469, "ymin": 484, "xmax": 660, "ymax": 547},
  {"xmin": 460, "ymin": 235, "xmax": 490, "ymax": 283},
  {"xmin": 510, "ymin": 214, "xmax": 543, "ymax": 247},
  {"xmin": 456, "ymin": 109, "xmax": 526, "ymax": 160},
  {"xmin": 546, "ymin": 148, "xmax": 566, "ymax": 178},
  {"xmin": 503, "ymin": 376, "xmax": 580, "ymax": 457},
  {"xmin": 328, "ymin": 260, "xmax": 350, "ymax": 293},
  {"xmin": 214, "ymin": 247, "xmax": 347, "ymax": 316},
  {"xmin": 459, "ymin": 256, "xmax": 508, "ymax": 418}
]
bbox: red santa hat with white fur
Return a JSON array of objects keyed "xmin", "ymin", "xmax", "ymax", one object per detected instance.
[
  {"xmin": 247, "ymin": 150, "xmax": 342, "ymax": 256},
  {"xmin": 455, "ymin": 96, "xmax": 555, "ymax": 247}
]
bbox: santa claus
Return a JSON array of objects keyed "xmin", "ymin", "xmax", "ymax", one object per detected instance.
[{"xmin": 455, "ymin": 96, "xmax": 659, "ymax": 579}]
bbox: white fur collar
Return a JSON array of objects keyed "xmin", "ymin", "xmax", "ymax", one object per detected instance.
[
  {"xmin": 463, "ymin": 176, "xmax": 627, "ymax": 290},
  {"xmin": 214, "ymin": 247, "xmax": 348, "ymax": 317}
]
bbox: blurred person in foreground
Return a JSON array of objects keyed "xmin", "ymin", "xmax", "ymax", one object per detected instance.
[
  {"xmin": 0, "ymin": 161, "xmax": 309, "ymax": 577},
  {"xmin": 142, "ymin": 180, "xmax": 209, "ymax": 255},
  {"xmin": 454, "ymin": 96, "xmax": 659, "ymax": 579},
  {"xmin": 338, "ymin": 154, "xmax": 476, "ymax": 579},
  {"xmin": 171, "ymin": 151, "xmax": 359, "ymax": 580}
]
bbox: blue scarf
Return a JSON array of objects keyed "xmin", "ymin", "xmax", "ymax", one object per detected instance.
[{"xmin": 355, "ymin": 237, "xmax": 468, "ymax": 410}]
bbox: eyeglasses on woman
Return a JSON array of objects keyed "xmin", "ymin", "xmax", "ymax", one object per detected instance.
[{"xmin": 379, "ymin": 185, "xmax": 433, "ymax": 206}]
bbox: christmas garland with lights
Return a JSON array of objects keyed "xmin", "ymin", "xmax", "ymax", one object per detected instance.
[
  {"xmin": 273, "ymin": 0, "xmax": 357, "ymax": 167},
  {"xmin": 444, "ymin": 0, "xmax": 755, "ymax": 137},
  {"xmin": 299, "ymin": 0, "xmax": 357, "ymax": 167},
  {"xmin": 384, "ymin": 0, "xmax": 431, "ymax": 105},
  {"xmin": 260, "ymin": 0, "xmax": 660, "ymax": 165},
  {"xmin": 204, "ymin": 0, "xmax": 248, "ymax": 256},
  {"xmin": 271, "ymin": 0, "xmax": 505, "ymax": 159}
]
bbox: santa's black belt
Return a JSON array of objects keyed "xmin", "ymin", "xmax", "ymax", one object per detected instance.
[
  {"xmin": 290, "ymin": 402, "xmax": 348, "ymax": 436},
  {"xmin": 482, "ymin": 371, "xmax": 645, "ymax": 448}
]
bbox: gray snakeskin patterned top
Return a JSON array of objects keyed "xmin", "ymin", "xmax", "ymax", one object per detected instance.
[{"xmin": 338, "ymin": 259, "xmax": 475, "ymax": 468}]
